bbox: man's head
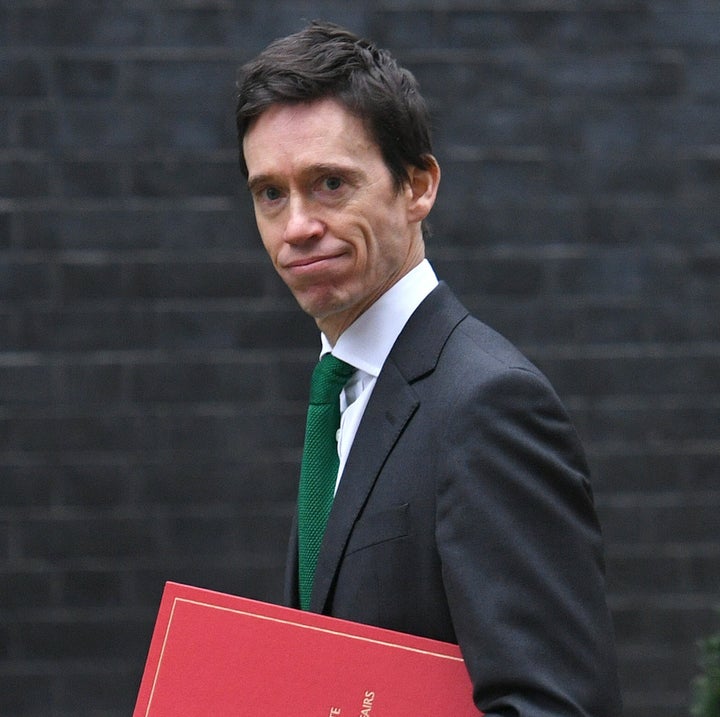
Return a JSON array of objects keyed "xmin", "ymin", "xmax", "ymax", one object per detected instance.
[
  {"xmin": 235, "ymin": 21, "xmax": 434, "ymax": 190},
  {"xmin": 236, "ymin": 23, "xmax": 440, "ymax": 343}
]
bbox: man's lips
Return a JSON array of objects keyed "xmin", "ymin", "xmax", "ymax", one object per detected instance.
[{"xmin": 282, "ymin": 252, "xmax": 346, "ymax": 271}]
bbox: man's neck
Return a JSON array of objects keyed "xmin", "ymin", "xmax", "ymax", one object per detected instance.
[
  {"xmin": 319, "ymin": 259, "xmax": 439, "ymax": 375},
  {"xmin": 317, "ymin": 252, "xmax": 426, "ymax": 346}
]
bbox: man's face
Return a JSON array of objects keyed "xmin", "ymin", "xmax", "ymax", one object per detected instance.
[{"xmin": 243, "ymin": 98, "xmax": 433, "ymax": 342}]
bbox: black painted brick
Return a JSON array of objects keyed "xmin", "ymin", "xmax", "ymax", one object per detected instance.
[
  {"xmin": 54, "ymin": 668, "xmax": 143, "ymax": 714},
  {"xmin": 54, "ymin": 58, "xmax": 119, "ymax": 99},
  {"xmin": 18, "ymin": 515, "xmax": 160, "ymax": 563},
  {"xmin": 17, "ymin": 307, "xmax": 154, "ymax": 351},
  {"xmin": 0, "ymin": 675, "xmax": 54, "ymax": 716},
  {"xmin": 136, "ymin": 458, "xmax": 298, "ymax": 505},
  {"xmin": 57, "ymin": 160, "xmax": 125, "ymax": 198},
  {"xmin": 17, "ymin": 618, "xmax": 150, "ymax": 661},
  {"xmin": 128, "ymin": 359, "xmax": 268, "ymax": 404},
  {"xmin": 130, "ymin": 158, "xmax": 239, "ymax": 198},
  {"xmin": 124, "ymin": 259, "xmax": 266, "ymax": 300},
  {"xmin": 0, "ymin": 159, "xmax": 50, "ymax": 199},
  {"xmin": 0, "ymin": 58, "xmax": 46, "ymax": 97},
  {"xmin": 17, "ymin": 208, "xmax": 248, "ymax": 251}
]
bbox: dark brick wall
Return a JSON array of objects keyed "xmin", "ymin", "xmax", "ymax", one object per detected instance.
[{"xmin": 1, "ymin": 2, "xmax": 718, "ymax": 715}]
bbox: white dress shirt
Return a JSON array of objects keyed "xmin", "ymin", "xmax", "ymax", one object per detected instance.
[{"xmin": 318, "ymin": 259, "xmax": 439, "ymax": 493}]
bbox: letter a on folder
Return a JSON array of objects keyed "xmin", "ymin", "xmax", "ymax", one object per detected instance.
[{"xmin": 134, "ymin": 582, "xmax": 480, "ymax": 716}]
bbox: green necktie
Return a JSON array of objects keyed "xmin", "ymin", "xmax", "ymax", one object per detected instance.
[{"xmin": 298, "ymin": 353, "xmax": 355, "ymax": 610}]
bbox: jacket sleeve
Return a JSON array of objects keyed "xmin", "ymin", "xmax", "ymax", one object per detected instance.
[{"xmin": 435, "ymin": 364, "xmax": 622, "ymax": 716}]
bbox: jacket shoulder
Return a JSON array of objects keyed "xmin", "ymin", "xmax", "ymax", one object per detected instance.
[{"xmin": 391, "ymin": 282, "xmax": 542, "ymax": 382}]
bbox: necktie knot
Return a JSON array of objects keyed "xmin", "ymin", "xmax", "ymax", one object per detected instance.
[{"xmin": 310, "ymin": 353, "xmax": 355, "ymax": 404}]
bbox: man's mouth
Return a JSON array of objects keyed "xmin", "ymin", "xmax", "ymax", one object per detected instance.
[{"xmin": 284, "ymin": 252, "xmax": 345, "ymax": 271}]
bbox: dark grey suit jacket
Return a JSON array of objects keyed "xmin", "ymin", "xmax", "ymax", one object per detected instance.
[{"xmin": 284, "ymin": 283, "xmax": 622, "ymax": 716}]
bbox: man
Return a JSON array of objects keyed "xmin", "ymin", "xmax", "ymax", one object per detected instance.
[{"xmin": 235, "ymin": 21, "xmax": 622, "ymax": 716}]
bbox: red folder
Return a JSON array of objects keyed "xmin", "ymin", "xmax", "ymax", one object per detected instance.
[{"xmin": 134, "ymin": 581, "xmax": 479, "ymax": 716}]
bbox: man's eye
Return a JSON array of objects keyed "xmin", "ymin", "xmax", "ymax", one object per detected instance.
[
  {"xmin": 262, "ymin": 186, "xmax": 282, "ymax": 201},
  {"xmin": 322, "ymin": 176, "xmax": 343, "ymax": 191}
]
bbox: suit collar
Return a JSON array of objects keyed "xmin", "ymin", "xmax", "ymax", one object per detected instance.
[
  {"xmin": 324, "ymin": 259, "xmax": 439, "ymax": 378},
  {"xmin": 387, "ymin": 282, "xmax": 469, "ymax": 382}
]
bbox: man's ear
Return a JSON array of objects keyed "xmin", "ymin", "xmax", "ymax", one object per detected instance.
[{"xmin": 406, "ymin": 155, "xmax": 441, "ymax": 224}]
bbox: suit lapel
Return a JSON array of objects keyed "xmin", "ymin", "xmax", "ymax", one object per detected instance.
[
  {"xmin": 310, "ymin": 359, "xmax": 418, "ymax": 612},
  {"xmin": 309, "ymin": 283, "xmax": 469, "ymax": 613}
]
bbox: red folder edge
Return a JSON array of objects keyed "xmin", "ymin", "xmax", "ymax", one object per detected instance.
[{"xmin": 134, "ymin": 581, "xmax": 480, "ymax": 716}]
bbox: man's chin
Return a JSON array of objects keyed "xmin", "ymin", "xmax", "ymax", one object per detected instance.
[
  {"xmin": 293, "ymin": 289, "xmax": 359, "ymax": 338},
  {"xmin": 293, "ymin": 288, "xmax": 344, "ymax": 321}
]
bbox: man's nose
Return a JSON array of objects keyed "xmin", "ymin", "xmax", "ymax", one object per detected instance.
[{"xmin": 283, "ymin": 196, "xmax": 324, "ymax": 244}]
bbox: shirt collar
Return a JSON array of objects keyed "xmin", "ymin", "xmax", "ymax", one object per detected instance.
[{"xmin": 320, "ymin": 259, "xmax": 439, "ymax": 377}]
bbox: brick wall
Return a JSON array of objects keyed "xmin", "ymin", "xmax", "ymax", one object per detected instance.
[{"xmin": 1, "ymin": 2, "xmax": 718, "ymax": 715}]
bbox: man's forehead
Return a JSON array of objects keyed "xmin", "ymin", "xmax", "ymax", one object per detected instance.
[
  {"xmin": 248, "ymin": 98, "xmax": 363, "ymax": 136},
  {"xmin": 243, "ymin": 100, "xmax": 381, "ymax": 177}
]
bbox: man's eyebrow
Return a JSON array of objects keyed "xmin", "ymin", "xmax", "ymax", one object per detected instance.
[
  {"xmin": 247, "ymin": 174, "xmax": 274, "ymax": 193},
  {"xmin": 309, "ymin": 163, "xmax": 365, "ymax": 182},
  {"xmin": 247, "ymin": 164, "xmax": 366, "ymax": 192}
]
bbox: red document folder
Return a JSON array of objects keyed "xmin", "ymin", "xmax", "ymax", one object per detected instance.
[{"xmin": 134, "ymin": 581, "xmax": 479, "ymax": 716}]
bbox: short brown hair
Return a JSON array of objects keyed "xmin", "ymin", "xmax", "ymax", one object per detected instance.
[{"xmin": 235, "ymin": 21, "xmax": 433, "ymax": 190}]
